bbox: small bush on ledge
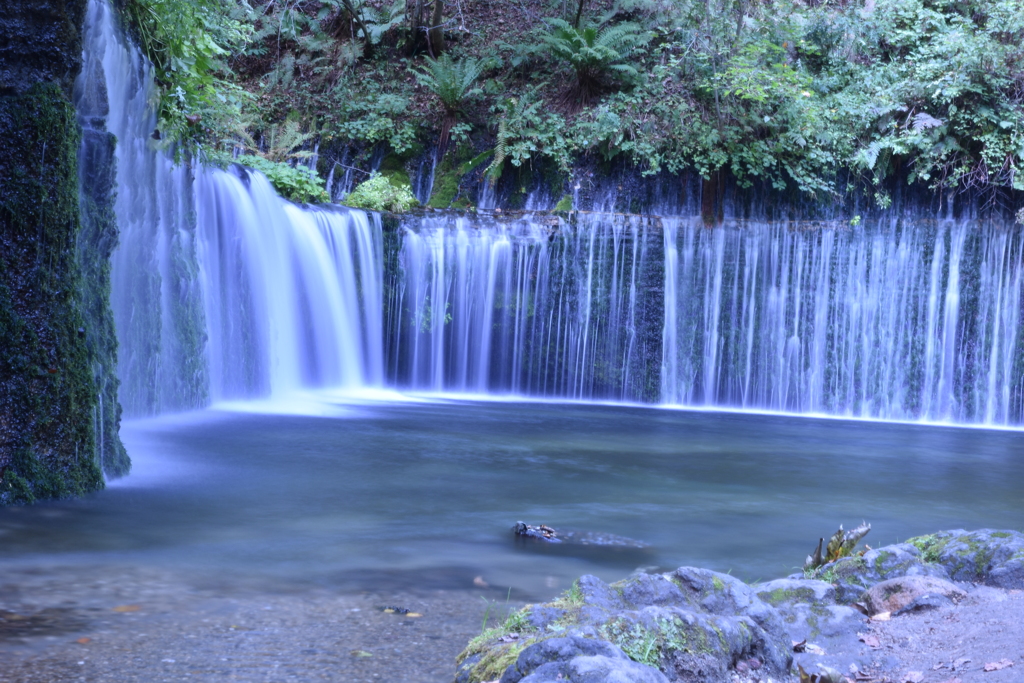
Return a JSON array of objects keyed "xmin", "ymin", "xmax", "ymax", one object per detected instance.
[
  {"xmin": 234, "ymin": 155, "xmax": 329, "ymax": 204},
  {"xmin": 343, "ymin": 173, "xmax": 418, "ymax": 213}
]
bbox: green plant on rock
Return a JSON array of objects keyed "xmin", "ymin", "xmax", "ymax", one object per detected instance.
[
  {"xmin": 485, "ymin": 92, "xmax": 573, "ymax": 183},
  {"xmin": 232, "ymin": 154, "xmax": 330, "ymax": 203},
  {"xmin": 343, "ymin": 172, "xmax": 418, "ymax": 213},
  {"xmin": 539, "ymin": 18, "xmax": 652, "ymax": 107}
]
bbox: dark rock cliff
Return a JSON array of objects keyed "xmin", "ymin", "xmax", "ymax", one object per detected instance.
[{"xmin": 0, "ymin": 0, "xmax": 128, "ymax": 504}]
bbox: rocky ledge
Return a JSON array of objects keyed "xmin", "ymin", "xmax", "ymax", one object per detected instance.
[{"xmin": 455, "ymin": 529, "xmax": 1024, "ymax": 683}]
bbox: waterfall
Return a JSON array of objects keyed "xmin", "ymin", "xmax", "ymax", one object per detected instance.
[
  {"xmin": 384, "ymin": 213, "xmax": 663, "ymax": 400},
  {"xmin": 80, "ymin": 0, "xmax": 383, "ymax": 414},
  {"xmin": 195, "ymin": 168, "xmax": 383, "ymax": 401},
  {"xmin": 660, "ymin": 217, "xmax": 1024, "ymax": 424},
  {"xmin": 79, "ymin": 0, "xmax": 1022, "ymax": 427}
]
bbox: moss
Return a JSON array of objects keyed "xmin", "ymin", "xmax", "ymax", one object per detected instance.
[
  {"xmin": 908, "ymin": 534, "xmax": 946, "ymax": 564},
  {"xmin": 0, "ymin": 82, "xmax": 105, "ymax": 503},
  {"xmin": 426, "ymin": 146, "xmax": 491, "ymax": 209},
  {"xmin": 467, "ymin": 640, "xmax": 528, "ymax": 682},
  {"xmin": 554, "ymin": 194, "xmax": 573, "ymax": 212},
  {"xmin": 758, "ymin": 587, "xmax": 816, "ymax": 607},
  {"xmin": 991, "ymin": 531, "xmax": 1012, "ymax": 539},
  {"xmin": 600, "ymin": 618, "xmax": 660, "ymax": 666},
  {"xmin": 711, "ymin": 576, "xmax": 725, "ymax": 592},
  {"xmin": 77, "ymin": 123, "xmax": 130, "ymax": 477},
  {"xmin": 873, "ymin": 550, "xmax": 892, "ymax": 575},
  {"xmin": 427, "ymin": 169, "xmax": 461, "ymax": 208}
]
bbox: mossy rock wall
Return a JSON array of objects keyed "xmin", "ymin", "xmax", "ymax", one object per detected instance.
[{"xmin": 0, "ymin": 0, "xmax": 126, "ymax": 503}]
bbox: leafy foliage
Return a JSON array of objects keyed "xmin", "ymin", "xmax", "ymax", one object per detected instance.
[
  {"xmin": 539, "ymin": 18, "xmax": 652, "ymax": 105},
  {"xmin": 125, "ymin": 0, "xmax": 1024, "ymax": 203},
  {"xmin": 342, "ymin": 173, "xmax": 418, "ymax": 213},
  {"xmin": 122, "ymin": 0, "xmax": 252, "ymax": 151},
  {"xmin": 415, "ymin": 53, "xmax": 488, "ymax": 150},
  {"xmin": 415, "ymin": 53, "xmax": 487, "ymax": 116},
  {"xmin": 232, "ymin": 154, "xmax": 330, "ymax": 203}
]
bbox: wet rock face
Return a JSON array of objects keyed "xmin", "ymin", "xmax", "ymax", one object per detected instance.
[
  {"xmin": 0, "ymin": 0, "xmax": 87, "ymax": 94},
  {"xmin": 0, "ymin": 0, "xmax": 113, "ymax": 502}
]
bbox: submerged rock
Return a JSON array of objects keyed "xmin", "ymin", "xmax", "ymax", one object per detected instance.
[{"xmin": 512, "ymin": 522, "xmax": 650, "ymax": 549}]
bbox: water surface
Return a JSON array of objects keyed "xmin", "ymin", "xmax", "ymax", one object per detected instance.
[{"xmin": 2, "ymin": 398, "xmax": 1022, "ymax": 600}]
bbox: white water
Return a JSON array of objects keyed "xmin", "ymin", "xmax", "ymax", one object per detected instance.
[
  {"xmin": 195, "ymin": 168, "xmax": 383, "ymax": 401},
  {"xmin": 80, "ymin": 0, "xmax": 1024, "ymax": 427},
  {"xmin": 82, "ymin": 0, "xmax": 383, "ymax": 414},
  {"xmin": 385, "ymin": 213, "xmax": 659, "ymax": 400},
  {"xmin": 660, "ymin": 218, "xmax": 1024, "ymax": 424}
]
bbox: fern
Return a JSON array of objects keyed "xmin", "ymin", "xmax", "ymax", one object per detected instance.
[
  {"xmin": 485, "ymin": 94, "xmax": 544, "ymax": 183},
  {"xmin": 539, "ymin": 18, "xmax": 651, "ymax": 105},
  {"xmin": 414, "ymin": 53, "xmax": 486, "ymax": 116},
  {"xmin": 415, "ymin": 53, "xmax": 487, "ymax": 154}
]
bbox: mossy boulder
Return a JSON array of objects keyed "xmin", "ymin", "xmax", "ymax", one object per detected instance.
[
  {"xmin": 908, "ymin": 529, "xmax": 1024, "ymax": 589},
  {"xmin": 801, "ymin": 543, "xmax": 949, "ymax": 603},
  {"xmin": 455, "ymin": 568, "xmax": 791, "ymax": 683}
]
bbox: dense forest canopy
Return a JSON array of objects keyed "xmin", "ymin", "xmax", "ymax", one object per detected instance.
[{"xmin": 122, "ymin": 0, "xmax": 1024, "ymax": 211}]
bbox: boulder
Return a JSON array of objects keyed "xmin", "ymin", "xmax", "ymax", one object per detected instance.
[
  {"xmin": 501, "ymin": 635, "xmax": 666, "ymax": 683},
  {"xmin": 910, "ymin": 529, "xmax": 1024, "ymax": 589},
  {"xmin": 863, "ymin": 576, "xmax": 966, "ymax": 616},
  {"xmin": 456, "ymin": 569, "xmax": 792, "ymax": 683},
  {"xmin": 799, "ymin": 543, "xmax": 950, "ymax": 603}
]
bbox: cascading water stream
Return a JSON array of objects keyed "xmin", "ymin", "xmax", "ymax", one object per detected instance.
[
  {"xmin": 78, "ymin": 0, "xmax": 1022, "ymax": 428},
  {"xmin": 659, "ymin": 217, "xmax": 1024, "ymax": 424},
  {"xmin": 79, "ymin": 0, "xmax": 383, "ymax": 415},
  {"xmin": 384, "ymin": 213, "xmax": 664, "ymax": 400},
  {"xmin": 387, "ymin": 213, "xmax": 1023, "ymax": 425}
]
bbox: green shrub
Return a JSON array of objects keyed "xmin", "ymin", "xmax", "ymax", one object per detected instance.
[
  {"xmin": 233, "ymin": 154, "xmax": 330, "ymax": 203},
  {"xmin": 343, "ymin": 172, "xmax": 418, "ymax": 212}
]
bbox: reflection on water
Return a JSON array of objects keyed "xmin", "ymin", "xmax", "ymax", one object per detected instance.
[{"xmin": 1, "ymin": 398, "xmax": 1022, "ymax": 600}]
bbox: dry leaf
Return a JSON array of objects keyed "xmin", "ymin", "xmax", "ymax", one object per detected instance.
[
  {"xmin": 405, "ymin": 612, "xmax": 423, "ymax": 618},
  {"xmin": 793, "ymin": 639, "xmax": 807, "ymax": 653},
  {"xmin": 76, "ymin": 637, "xmax": 91, "ymax": 644},
  {"xmin": 858, "ymin": 633, "xmax": 881, "ymax": 649},
  {"xmin": 805, "ymin": 643, "xmax": 826, "ymax": 655},
  {"xmin": 112, "ymin": 605, "xmax": 140, "ymax": 613},
  {"xmin": 473, "ymin": 576, "xmax": 489, "ymax": 588},
  {"xmin": 350, "ymin": 649, "xmax": 373, "ymax": 658},
  {"xmin": 983, "ymin": 659, "xmax": 1013, "ymax": 672},
  {"xmin": 871, "ymin": 611, "xmax": 891, "ymax": 621},
  {"xmin": 904, "ymin": 672, "xmax": 924, "ymax": 683}
]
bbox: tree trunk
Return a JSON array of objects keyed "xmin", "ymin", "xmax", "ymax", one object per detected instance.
[
  {"xmin": 407, "ymin": 0, "xmax": 426, "ymax": 55},
  {"xmin": 701, "ymin": 169, "xmax": 725, "ymax": 227},
  {"xmin": 573, "ymin": 0, "xmax": 587, "ymax": 28},
  {"xmin": 428, "ymin": 0, "xmax": 445, "ymax": 56},
  {"xmin": 340, "ymin": 0, "xmax": 374, "ymax": 58}
]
